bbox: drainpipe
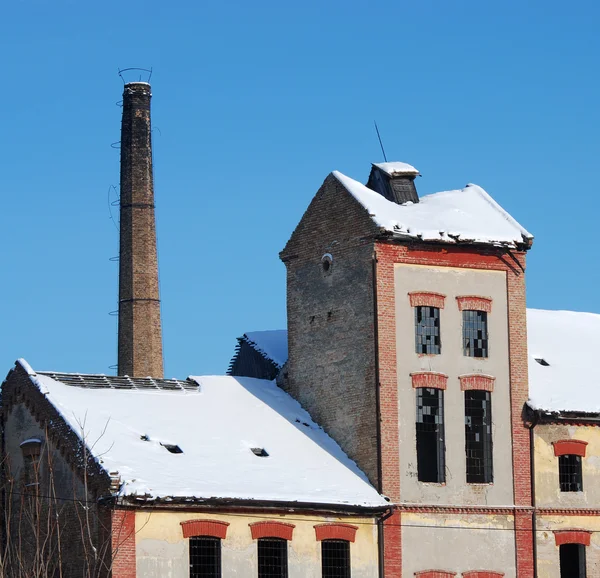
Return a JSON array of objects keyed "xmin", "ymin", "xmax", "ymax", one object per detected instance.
[
  {"xmin": 378, "ymin": 507, "xmax": 394, "ymax": 578},
  {"xmin": 529, "ymin": 413, "xmax": 539, "ymax": 578}
]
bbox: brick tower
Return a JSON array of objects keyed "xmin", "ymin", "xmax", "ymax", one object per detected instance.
[{"xmin": 117, "ymin": 82, "xmax": 164, "ymax": 378}]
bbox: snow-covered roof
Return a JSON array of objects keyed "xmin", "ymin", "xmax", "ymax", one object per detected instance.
[
  {"xmin": 373, "ymin": 161, "xmax": 419, "ymax": 176},
  {"xmin": 17, "ymin": 361, "xmax": 385, "ymax": 508},
  {"xmin": 243, "ymin": 330, "xmax": 288, "ymax": 368},
  {"xmin": 527, "ymin": 309, "xmax": 600, "ymax": 415},
  {"xmin": 333, "ymin": 170, "xmax": 532, "ymax": 248}
]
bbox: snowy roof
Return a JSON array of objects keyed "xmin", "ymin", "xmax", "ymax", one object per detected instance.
[
  {"xmin": 243, "ymin": 330, "xmax": 288, "ymax": 368},
  {"xmin": 373, "ymin": 161, "xmax": 419, "ymax": 176},
  {"xmin": 17, "ymin": 360, "xmax": 386, "ymax": 508},
  {"xmin": 333, "ymin": 170, "xmax": 533, "ymax": 248},
  {"xmin": 527, "ymin": 309, "xmax": 600, "ymax": 415}
]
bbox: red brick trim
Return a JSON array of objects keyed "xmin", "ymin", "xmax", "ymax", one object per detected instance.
[
  {"xmin": 249, "ymin": 521, "xmax": 295, "ymax": 541},
  {"xmin": 459, "ymin": 374, "xmax": 495, "ymax": 392},
  {"xmin": 463, "ymin": 573, "xmax": 504, "ymax": 578},
  {"xmin": 180, "ymin": 519, "xmax": 230, "ymax": 539},
  {"xmin": 415, "ymin": 570, "xmax": 456, "ymax": 578},
  {"xmin": 554, "ymin": 530, "xmax": 591, "ymax": 546},
  {"xmin": 398, "ymin": 505, "xmax": 524, "ymax": 515},
  {"xmin": 384, "ymin": 510, "xmax": 402, "ymax": 578},
  {"xmin": 111, "ymin": 509, "xmax": 136, "ymax": 578},
  {"xmin": 314, "ymin": 523, "xmax": 358, "ymax": 542},
  {"xmin": 409, "ymin": 292, "xmax": 446, "ymax": 309},
  {"xmin": 411, "ymin": 372, "xmax": 448, "ymax": 390},
  {"xmin": 552, "ymin": 440, "xmax": 588, "ymax": 457},
  {"xmin": 456, "ymin": 296, "xmax": 493, "ymax": 313},
  {"xmin": 539, "ymin": 508, "xmax": 600, "ymax": 516}
]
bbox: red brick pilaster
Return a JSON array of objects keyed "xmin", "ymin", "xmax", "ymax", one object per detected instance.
[
  {"xmin": 111, "ymin": 509, "xmax": 136, "ymax": 578},
  {"xmin": 384, "ymin": 509, "xmax": 402, "ymax": 577},
  {"xmin": 514, "ymin": 510, "xmax": 534, "ymax": 578}
]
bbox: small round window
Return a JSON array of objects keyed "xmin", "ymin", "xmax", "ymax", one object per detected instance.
[{"xmin": 321, "ymin": 253, "xmax": 333, "ymax": 275}]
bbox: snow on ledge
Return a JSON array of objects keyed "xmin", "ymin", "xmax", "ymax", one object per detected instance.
[{"xmin": 373, "ymin": 161, "xmax": 419, "ymax": 176}]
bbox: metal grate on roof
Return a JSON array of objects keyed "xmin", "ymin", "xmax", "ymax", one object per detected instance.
[{"xmin": 38, "ymin": 372, "xmax": 198, "ymax": 392}]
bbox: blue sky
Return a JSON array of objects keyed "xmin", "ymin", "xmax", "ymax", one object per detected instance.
[{"xmin": 1, "ymin": 0, "xmax": 598, "ymax": 378}]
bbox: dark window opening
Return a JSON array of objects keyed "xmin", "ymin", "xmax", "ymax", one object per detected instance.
[
  {"xmin": 559, "ymin": 454, "xmax": 583, "ymax": 492},
  {"xmin": 463, "ymin": 310, "xmax": 488, "ymax": 357},
  {"xmin": 560, "ymin": 543, "xmax": 586, "ymax": 578},
  {"xmin": 23, "ymin": 454, "xmax": 41, "ymax": 489},
  {"xmin": 258, "ymin": 538, "xmax": 288, "ymax": 578},
  {"xmin": 322, "ymin": 540, "xmax": 351, "ymax": 578},
  {"xmin": 415, "ymin": 306, "xmax": 441, "ymax": 354},
  {"xmin": 161, "ymin": 443, "xmax": 183, "ymax": 454},
  {"xmin": 190, "ymin": 537, "xmax": 221, "ymax": 578},
  {"xmin": 465, "ymin": 390, "xmax": 493, "ymax": 483},
  {"xmin": 416, "ymin": 388, "xmax": 445, "ymax": 483},
  {"xmin": 535, "ymin": 357, "xmax": 550, "ymax": 366},
  {"xmin": 251, "ymin": 447, "xmax": 269, "ymax": 457}
]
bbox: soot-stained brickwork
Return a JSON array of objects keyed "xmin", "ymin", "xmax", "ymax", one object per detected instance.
[
  {"xmin": 280, "ymin": 173, "xmax": 382, "ymax": 488},
  {"xmin": 118, "ymin": 82, "xmax": 164, "ymax": 378}
]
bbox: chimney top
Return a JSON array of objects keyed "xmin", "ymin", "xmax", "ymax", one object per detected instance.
[{"xmin": 366, "ymin": 161, "xmax": 420, "ymax": 205}]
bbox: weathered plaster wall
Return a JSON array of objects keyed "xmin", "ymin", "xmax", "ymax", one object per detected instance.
[
  {"xmin": 135, "ymin": 511, "xmax": 379, "ymax": 578},
  {"xmin": 401, "ymin": 511, "xmax": 516, "ymax": 576},
  {"xmin": 534, "ymin": 424, "xmax": 600, "ymax": 507},
  {"xmin": 394, "ymin": 264, "xmax": 514, "ymax": 506},
  {"xmin": 536, "ymin": 515, "xmax": 600, "ymax": 578}
]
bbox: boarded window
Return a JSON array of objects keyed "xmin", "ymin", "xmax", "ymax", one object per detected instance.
[
  {"xmin": 415, "ymin": 306, "xmax": 441, "ymax": 354},
  {"xmin": 463, "ymin": 310, "xmax": 488, "ymax": 357},
  {"xmin": 189, "ymin": 537, "xmax": 221, "ymax": 577},
  {"xmin": 465, "ymin": 390, "xmax": 493, "ymax": 483},
  {"xmin": 560, "ymin": 543, "xmax": 586, "ymax": 578},
  {"xmin": 258, "ymin": 538, "xmax": 288, "ymax": 578},
  {"xmin": 416, "ymin": 388, "xmax": 445, "ymax": 483},
  {"xmin": 559, "ymin": 454, "xmax": 583, "ymax": 492},
  {"xmin": 322, "ymin": 540, "xmax": 351, "ymax": 578}
]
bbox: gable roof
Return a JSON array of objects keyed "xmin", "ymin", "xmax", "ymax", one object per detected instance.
[
  {"xmin": 527, "ymin": 309, "xmax": 600, "ymax": 416},
  {"xmin": 14, "ymin": 360, "xmax": 386, "ymax": 509},
  {"xmin": 333, "ymin": 170, "xmax": 533, "ymax": 249}
]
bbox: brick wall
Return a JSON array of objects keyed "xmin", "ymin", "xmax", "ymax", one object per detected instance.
[
  {"xmin": 280, "ymin": 173, "xmax": 382, "ymax": 486},
  {"xmin": 111, "ymin": 509, "xmax": 136, "ymax": 578}
]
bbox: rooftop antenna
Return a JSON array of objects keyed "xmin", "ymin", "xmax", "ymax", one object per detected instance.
[{"xmin": 374, "ymin": 121, "xmax": 388, "ymax": 163}]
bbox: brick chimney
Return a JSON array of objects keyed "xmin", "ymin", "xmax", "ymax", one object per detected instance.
[{"xmin": 117, "ymin": 82, "xmax": 164, "ymax": 378}]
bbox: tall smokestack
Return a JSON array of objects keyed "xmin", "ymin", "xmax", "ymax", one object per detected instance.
[{"xmin": 117, "ymin": 82, "xmax": 164, "ymax": 378}]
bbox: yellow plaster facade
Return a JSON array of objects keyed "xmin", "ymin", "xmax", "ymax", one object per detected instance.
[{"xmin": 135, "ymin": 510, "xmax": 380, "ymax": 578}]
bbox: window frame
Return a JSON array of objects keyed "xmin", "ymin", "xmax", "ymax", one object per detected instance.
[
  {"xmin": 558, "ymin": 454, "xmax": 583, "ymax": 492},
  {"xmin": 321, "ymin": 539, "xmax": 351, "ymax": 578},
  {"xmin": 189, "ymin": 536, "xmax": 222, "ymax": 578},
  {"xmin": 464, "ymin": 390, "xmax": 493, "ymax": 484},
  {"xmin": 415, "ymin": 387, "xmax": 446, "ymax": 483},
  {"xmin": 414, "ymin": 305, "xmax": 441, "ymax": 355},
  {"xmin": 462, "ymin": 309, "xmax": 489, "ymax": 358},
  {"xmin": 257, "ymin": 537, "xmax": 288, "ymax": 578}
]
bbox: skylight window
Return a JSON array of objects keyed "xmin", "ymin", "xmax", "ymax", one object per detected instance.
[
  {"xmin": 161, "ymin": 443, "xmax": 183, "ymax": 454},
  {"xmin": 535, "ymin": 358, "xmax": 550, "ymax": 366},
  {"xmin": 251, "ymin": 447, "xmax": 269, "ymax": 457}
]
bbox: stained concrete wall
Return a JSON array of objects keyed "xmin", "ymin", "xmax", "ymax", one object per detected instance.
[
  {"xmin": 135, "ymin": 511, "xmax": 379, "ymax": 578},
  {"xmin": 536, "ymin": 515, "xmax": 600, "ymax": 578},
  {"xmin": 534, "ymin": 424, "xmax": 600, "ymax": 508},
  {"xmin": 394, "ymin": 264, "xmax": 514, "ymax": 506},
  {"xmin": 402, "ymin": 512, "xmax": 516, "ymax": 576}
]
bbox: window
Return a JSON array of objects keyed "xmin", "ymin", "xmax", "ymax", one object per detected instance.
[
  {"xmin": 560, "ymin": 543, "xmax": 586, "ymax": 578},
  {"xmin": 416, "ymin": 388, "xmax": 445, "ymax": 483},
  {"xmin": 20, "ymin": 439, "xmax": 42, "ymax": 491},
  {"xmin": 465, "ymin": 390, "xmax": 493, "ymax": 483},
  {"xmin": 463, "ymin": 310, "xmax": 488, "ymax": 357},
  {"xmin": 322, "ymin": 540, "xmax": 350, "ymax": 578},
  {"xmin": 258, "ymin": 538, "xmax": 288, "ymax": 578},
  {"xmin": 190, "ymin": 537, "xmax": 221, "ymax": 578},
  {"xmin": 415, "ymin": 306, "xmax": 441, "ymax": 354},
  {"xmin": 559, "ymin": 454, "xmax": 583, "ymax": 492}
]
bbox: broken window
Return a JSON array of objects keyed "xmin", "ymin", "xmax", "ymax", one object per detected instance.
[
  {"xmin": 415, "ymin": 306, "xmax": 441, "ymax": 354},
  {"xmin": 189, "ymin": 537, "xmax": 221, "ymax": 578},
  {"xmin": 559, "ymin": 454, "xmax": 583, "ymax": 492},
  {"xmin": 322, "ymin": 540, "xmax": 351, "ymax": 578},
  {"xmin": 416, "ymin": 388, "xmax": 445, "ymax": 483},
  {"xmin": 258, "ymin": 538, "xmax": 288, "ymax": 578},
  {"xmin": 560, "ymin": 543, "xmax": 586, "ymax": 578},
  {"xmin": 465, "ymin": 390, "xmax": 493, "ymax": 483},
  {"xmin": 463, "ymin": 310, "xmax": 488, "ymax": 357},
  {"xmin": 20, "ymin": 439, "xmax": 42, "ymax": 490}
]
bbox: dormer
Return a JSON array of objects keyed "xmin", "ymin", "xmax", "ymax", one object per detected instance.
[{"xmin": 366, "ymin": 161, "xmax": 420, "ymax": 204}]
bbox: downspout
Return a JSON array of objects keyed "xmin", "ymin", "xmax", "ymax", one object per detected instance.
[
  {"xmin": 529, "ymin": 413, "xmax": 539, "ymax": 578},
  {"xmin": 372, "ymin": 252, "xmax": 387, "ymax": 578}
]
